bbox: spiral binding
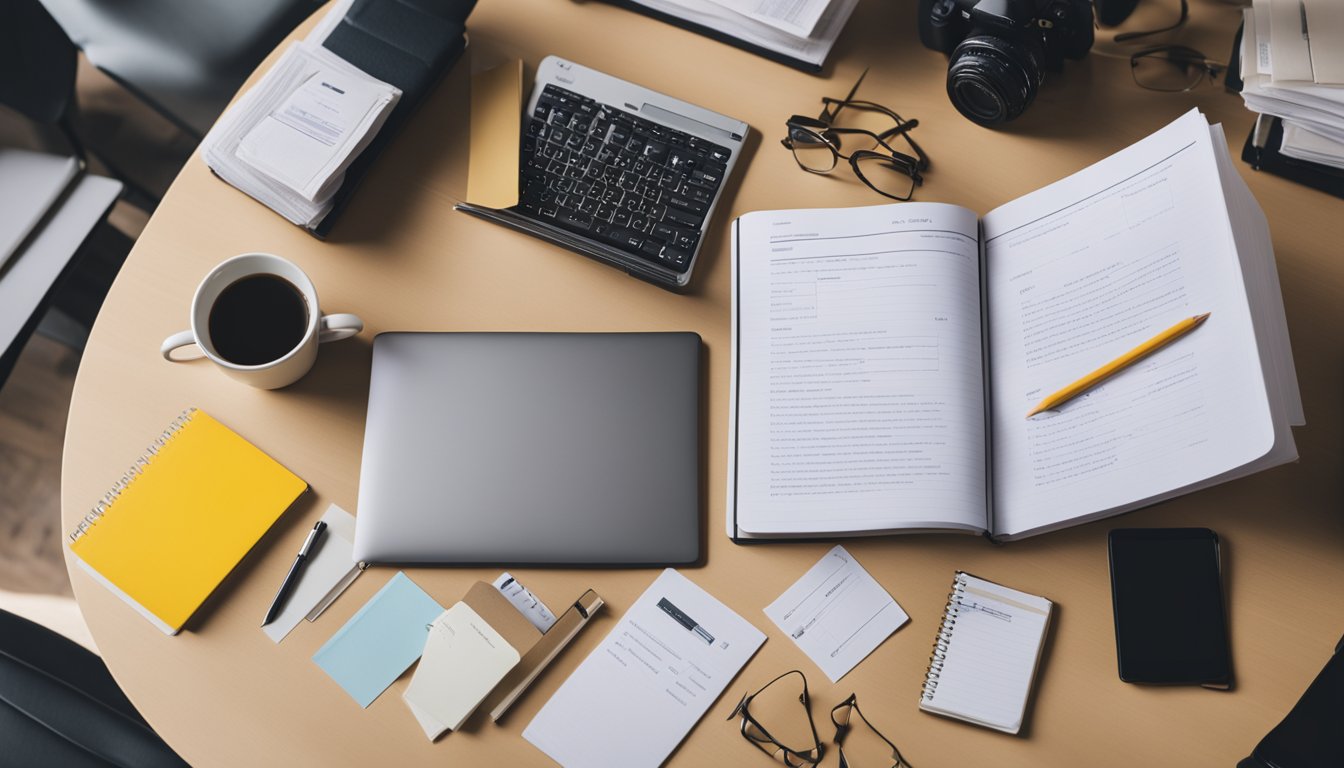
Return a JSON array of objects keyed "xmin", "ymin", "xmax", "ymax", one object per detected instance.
[
  {"xmin": 68, "ymin": 408, "xmax": 198, "ymax": 544},
  {"xmin": 920, "ymin": 572, "xmax": 968, "ymax": 702}
]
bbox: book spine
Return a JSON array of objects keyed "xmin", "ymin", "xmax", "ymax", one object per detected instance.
[
  {"xmin": 920, "ymin": 572, "xmax": 968, "ymax": 702},
  {"xmin": 68, "ymin": 408, "xmax": 197, "ymax": 544}
]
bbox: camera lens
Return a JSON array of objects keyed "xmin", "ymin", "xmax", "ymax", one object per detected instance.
[{"xmin": 945, "ymin": 35, "xmax": 1044, "ymax": 126}]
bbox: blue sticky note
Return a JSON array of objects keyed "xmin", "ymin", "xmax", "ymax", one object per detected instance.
[{"xmin": 313, "ymin": 571, "xmax": 444, "ymax": 708}]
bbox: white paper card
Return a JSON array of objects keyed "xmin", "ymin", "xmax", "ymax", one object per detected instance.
[
  {"xmin": 524, "ymin": 569, "xmax": 766, "ymax": 768},
  {"xmin": 402, "ymin": 602, "xmax": 520, "ymax": 739},
  {"xmin": 764, "ymin": 546, "xmax": 908, "ymax": 682},
  {"xmin": 262, "ymin": 504, "xmax": 360, "ymax": 643}
]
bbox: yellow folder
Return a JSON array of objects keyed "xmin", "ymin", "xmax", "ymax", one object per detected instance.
[{"xmin": 69, "ymin": 409, "xmax": 307, "ymax": 634}]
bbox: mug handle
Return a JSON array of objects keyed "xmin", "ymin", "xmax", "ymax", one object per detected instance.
[
  {"xmin": 318, "ymin": 313, "xmax": 363, "ymax": 343},
  {"xmin": 161, "ymin": 330, "xmax": 205, "ymax": 362}
]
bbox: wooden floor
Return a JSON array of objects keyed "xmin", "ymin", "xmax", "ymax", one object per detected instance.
[
  {"xmin": 0, "ymin": 336, "xmax": 81, "ymax": 594},
  {"xmin": 0, "ymin": 58, "xmax": 190, "ymax": 610}
]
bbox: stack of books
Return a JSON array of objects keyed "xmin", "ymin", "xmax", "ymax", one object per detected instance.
[{"xmin": 1236, "ymin": 1, "xmax": 1344, "ymax": 195}]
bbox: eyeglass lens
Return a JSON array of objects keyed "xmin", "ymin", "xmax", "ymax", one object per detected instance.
[
  {"xmin": 789, "ymin": 126, "xmax": 839, "ymax": 173},
  {"xmin": 831, "ymin": 696, "xmax": 911, "ymax": 768},
  {"xmin": 744, "ymin": 673, "xmax": 821, "ymax": 765},
  {"xmin": 853, "ymin": 154, "xmax": 917, "ymax": 201}
]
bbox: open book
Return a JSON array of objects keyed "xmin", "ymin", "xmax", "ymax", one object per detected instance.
[{"xmin": 727, "ymin": 110, "xmax": 1303, "ymax": 541}]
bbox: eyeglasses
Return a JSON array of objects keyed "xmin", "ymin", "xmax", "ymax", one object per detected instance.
[
  {"xmin": 831, "ymin": 694, "xmax": 912, "ymax": 768},
  {"xmin": 728, "ymin": 670, "xmax": 823, "ymax": 766},
  {"xmin": 1114, "ymin": 0, "xmax": 1188, "ymax": 43},
  {"xmin": 1130, "ymin": 45, "xmax": 1225, "ymax": 92},
  {"xmin": 781, "ymin": 71, "xmax": 929, "ymax": 201},
  {"xmin": 728, "ymin": 671, "xmax": 911, "ymax": 767}
]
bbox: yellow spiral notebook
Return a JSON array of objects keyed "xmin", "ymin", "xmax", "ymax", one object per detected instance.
[{"xmin": 68, "ymin": 409, "xmax": 308, "ymax": 635}]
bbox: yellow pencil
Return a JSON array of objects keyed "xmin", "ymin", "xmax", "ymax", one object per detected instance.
[{"xmin": 1026, "ymin": 312, "xmax": 1211, "ymax": 418}]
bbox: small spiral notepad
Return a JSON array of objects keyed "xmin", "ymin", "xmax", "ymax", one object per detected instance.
[
  {"xmin": 919, "ymin": 572, "xmax": 1053, "ymax": 735},
  {"xmin": 67, "ymin": 409, "xmax": 307, "ymax": 635}
]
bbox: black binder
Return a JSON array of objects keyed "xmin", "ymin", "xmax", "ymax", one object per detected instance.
[
  {"xmin": 311, "ymin": 0, "xmax": 477, "ymax": 237},
  {"xmin": 586, "ymin": 0, "xmax": 825, "ymax": 73}
]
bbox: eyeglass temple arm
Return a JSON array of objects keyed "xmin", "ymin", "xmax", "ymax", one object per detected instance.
[{"xmin": 819, "ymin": 68, "xmax": 869, "ymax": 123}]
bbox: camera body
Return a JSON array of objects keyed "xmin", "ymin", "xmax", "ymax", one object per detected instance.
[{"xmin": 918, "ymin": 0, "xmax": 1094, "ymax": 126}]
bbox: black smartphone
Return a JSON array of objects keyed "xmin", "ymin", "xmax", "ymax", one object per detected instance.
[{"xmin": 1108, "ymin": 528, "xmax": 1232, "ymax": 688}]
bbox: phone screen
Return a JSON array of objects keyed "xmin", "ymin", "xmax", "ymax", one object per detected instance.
[{"xmin": 1108, "ymin": 528, "xmax": 1231, "ymax": 686}]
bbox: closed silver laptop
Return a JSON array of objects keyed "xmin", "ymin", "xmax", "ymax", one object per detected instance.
[{"xmin": 353, "ymin": 332, "xmax": 701, "ymax": 565}]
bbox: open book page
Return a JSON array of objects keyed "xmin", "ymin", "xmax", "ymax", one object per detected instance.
[
  {"xmin": 983, "ymin": 110, "xmax": 1279, "ymax": 539},
  {"xmin": 730, "ymin": 203, "xmax": 988, "ymax": 536}
]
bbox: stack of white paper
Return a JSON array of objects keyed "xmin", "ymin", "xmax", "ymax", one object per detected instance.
[
  {"xmin": 1240, "ymin": 0, "xmax": 1344, "ymax": 168},
  {"xmin": 200, "ymin": 3, "xmax": 400, "ymax": 228},
  {"xmin": 623, "ymin": 0, "xmax": 858, "ymax": 69}
]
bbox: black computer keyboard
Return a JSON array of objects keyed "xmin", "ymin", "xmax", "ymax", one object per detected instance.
[{"xmin": 515, "ymin": 84, "xmax": 732, "ymax": 274}]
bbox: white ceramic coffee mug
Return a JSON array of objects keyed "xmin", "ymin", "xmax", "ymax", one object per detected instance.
[{"xmin": 160, "ymin": 253, "xmax": 363, "ymax": 389}]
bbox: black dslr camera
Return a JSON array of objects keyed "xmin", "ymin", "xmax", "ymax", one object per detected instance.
[{"xmin": 918, "ymin": 0, "xmax": 1094, "ymax": 126}]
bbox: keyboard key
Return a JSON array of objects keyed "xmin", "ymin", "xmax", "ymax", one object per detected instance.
[
  {"xmin": 556, "ymin": 208, "xmax": 592, "ymax": 230},
  {"xmin": 597, "ymin": 226, "xmax": 644, "ymax": 251},
  {"xmin": 664, "ymin": 247, "xmax": 692, "ymax": 271},
  {"xmin": 691, "ymin": 169, "xmax": 721, "ymax": 186},
  {"xmin": 640, "ymin": 240, "xmax": 666, "ymax": 260},
  {"xmin": 666, "ymin": 193, "xmax": 707, "ymax": 216},
  {"xmin": 684, "ymin": 182, "xmax": 714, "ymax": 204},
  {"xmin": 642, "ymin": 140, "xmax": 669, "ymax": 163},
  {"xmin": 662, "ymin": 207, "xmax": 702, "ymax": 229}
]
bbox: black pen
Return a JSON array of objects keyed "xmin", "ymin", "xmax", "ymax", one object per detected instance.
[
  {"xmin": 262, "ymin": 521, "xmax": 327, "ymax": 626},
  {"xmin": 658, "ymin": 597, "xmax": 714, "ymax": 645}
]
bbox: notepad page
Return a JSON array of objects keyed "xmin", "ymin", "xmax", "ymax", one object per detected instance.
[
  {"xmin": 920, "ymin": 574, "xmax": 1051, "ymax": 734},
  {"xmin": 730, "ymin": 203, "xmax": 989, "ymax": 536}
]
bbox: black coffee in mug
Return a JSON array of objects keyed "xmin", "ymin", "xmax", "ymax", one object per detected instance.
[{"xmin": 207, "ymin": 274, "xmax": 308, "ymax": 366}]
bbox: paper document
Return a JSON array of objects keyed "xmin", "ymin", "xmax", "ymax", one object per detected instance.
[
  {"xmin": 262, "ymin": 504, "xmax": 360, "ymax": 643},
  {"xmin": 312, "ymin": 572, "xmax": 443, "ymax": 707},
  {"xmin": 236, "ymin": 66, "xmax": 395, "ymax": 203},
  {"xmin": 524, "ymin": 569, "xmax": 766, "ymax": 768},
  {"xmin": 200, "ymin": 42, "xmax": 401, "ymax": 227},
  {"xmin": 764, "ymin": 546, "xmax": 908, "ymax": 682},
  {"xmin": 708, "ymin": 0, "xmax": 832, "ymax": 38},
  {"xmin": 403, "ymin": 602, "xmax": 520, "ymax": 739}
]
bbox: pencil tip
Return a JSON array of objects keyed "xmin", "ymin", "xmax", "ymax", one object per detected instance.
[{"xmin": 1195, "ymin": 311, "xmax": 1211, "ymax": 322}]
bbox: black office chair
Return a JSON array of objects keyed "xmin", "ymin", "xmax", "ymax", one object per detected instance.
[
  {"xmin": 0, "ymin": 0, "xmax": 134, "ymax": 389},
  {"xmin": 0, "ymin": 609, "xmax": 189, "ymax": 768},
  {"xmin": 0, "ymin": 0, "xmax": 83, "ymax": 158},
  {"xmin": 39, "ymin": 0, "xmax": 326, "ymax": 139}
]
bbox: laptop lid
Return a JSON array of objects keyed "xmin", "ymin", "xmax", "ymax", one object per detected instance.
[{"xmin": 354, "ymin": 332, "xmax": 701, "ymax": 565}]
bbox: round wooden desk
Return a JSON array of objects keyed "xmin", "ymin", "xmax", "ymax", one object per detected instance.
[{"xmin": 62, "ymin": 1, "xmax": 1344, "ymax": 765}]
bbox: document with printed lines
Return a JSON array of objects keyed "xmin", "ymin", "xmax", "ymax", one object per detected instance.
[{"xmin": 727, "ymin": 109, "xmax": 1302, "ymax": 541}]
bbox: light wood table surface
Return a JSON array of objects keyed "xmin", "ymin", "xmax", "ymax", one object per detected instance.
[{"xmin": 61, "ymin": 1, "xmax": 1344, "ymax": 765}]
